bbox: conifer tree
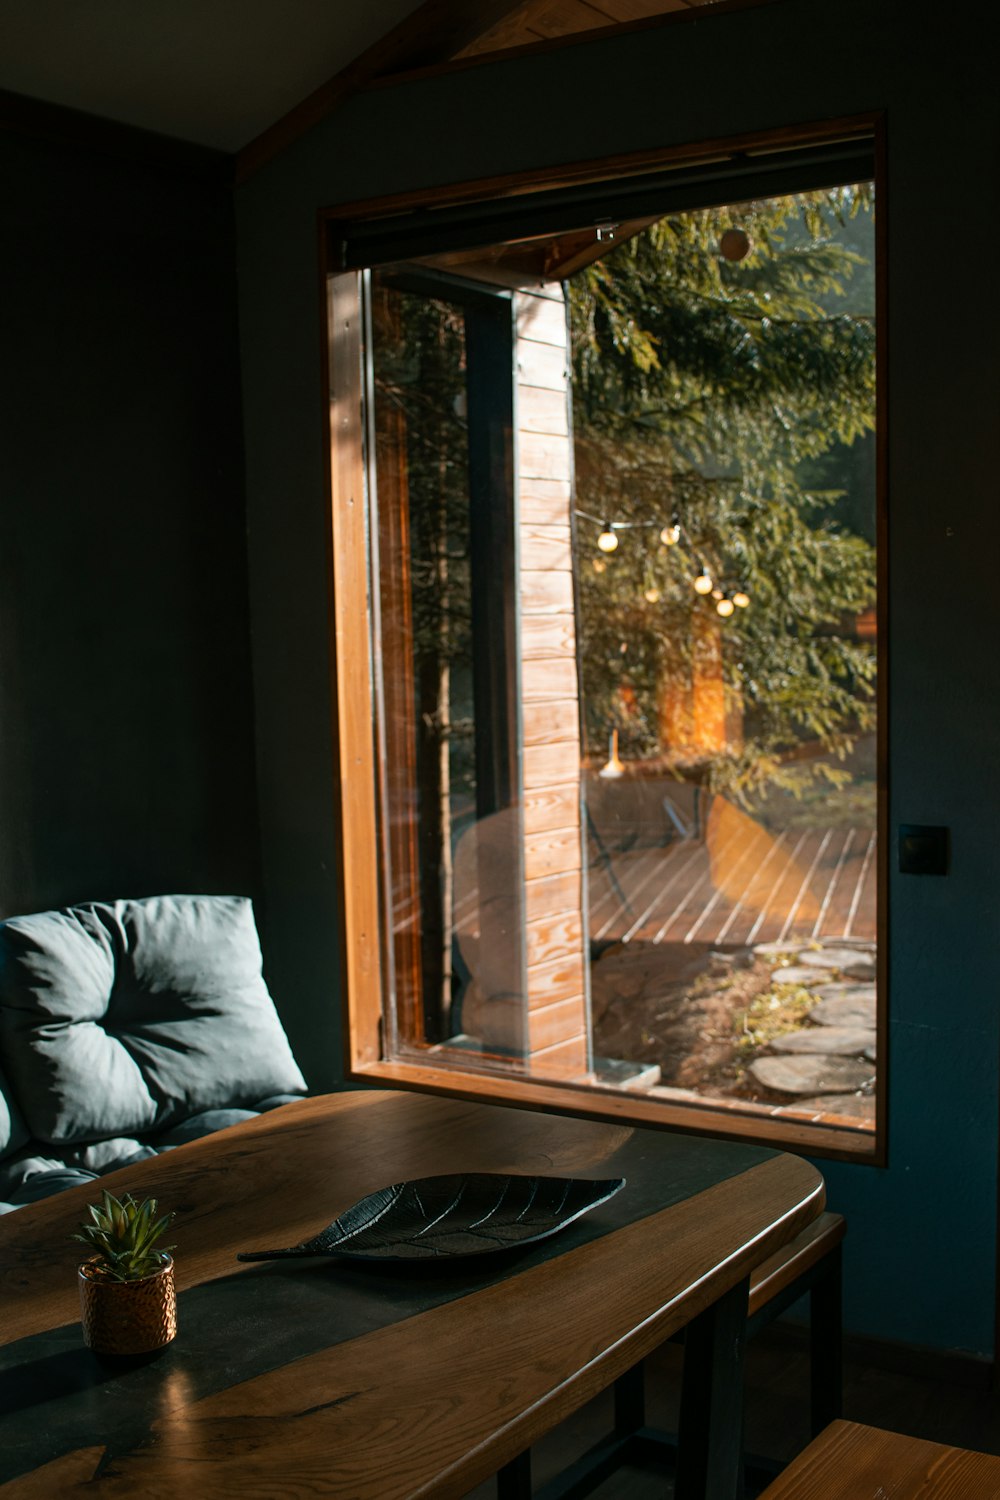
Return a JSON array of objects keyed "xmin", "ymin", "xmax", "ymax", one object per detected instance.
[{"xmin": 569, "ymin": 188, "xmax": 877, "ymax": 803}]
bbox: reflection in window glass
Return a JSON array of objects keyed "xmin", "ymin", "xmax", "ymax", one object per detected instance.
[{"xmin": 368, "ymin": 183, "xmax": 878, "ymax": 1137}]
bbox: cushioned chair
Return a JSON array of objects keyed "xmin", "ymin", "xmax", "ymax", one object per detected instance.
[{"xmin": 0, "ymin": 894, "xmax": 307, "ymax": 1213}]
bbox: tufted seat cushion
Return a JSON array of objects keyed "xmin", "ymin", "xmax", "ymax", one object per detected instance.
[{"xmin": 0, "ymin": 894, "xmax": 306, "ymax": 1149}]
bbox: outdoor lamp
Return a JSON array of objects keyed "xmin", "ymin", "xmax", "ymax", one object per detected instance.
[
  {"xmin": 733, "ymin": 588, "xmax": 751, "ymax": 609},
  {"xmin": 717, "ymin": 597, "xmax": 735, "ymax": 618},
  {"xmin": 599, "ymin": 729, "xmax": 625, "ymax": 779},
  {"xmin": 660, "ymin": 522, "xmax": 680, "ymax": 546},
  {"xmin": 720, "ymin": 227, "xmax": 751, "ymax": 262},
  {"xmin": 597, "ymin": 523, "xmax": 619, "ymax": 553},
  {"xmin": 693, "ymin": 564, "xmax": 713, "ymax": 595}
]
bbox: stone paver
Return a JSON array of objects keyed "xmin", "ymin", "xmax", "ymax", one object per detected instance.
[
  {"xmin": 771, "ymin": 1026, "xmax": 876, "ymax": 1057},
  {"xmin": 814, "ymin": 981, "xmax": 876, "ymax": 1002},
  {"xmin": 749, "ymin": 1054, "xmax": 874, "ymax": 1095},
  {"xmin": 753, "ymin": 942, "xmax": 803, "ymax": 957},
  {"xmin": 810, "ymin": 988, "xmax": 877, "ymax": 1029},
  {"xmin": 770, "ymin": 965, "xmax": 829, "ymax": 988},
  {"xmin": 790, "ymin": 946, "xmax": 868, "ymax": 971}
]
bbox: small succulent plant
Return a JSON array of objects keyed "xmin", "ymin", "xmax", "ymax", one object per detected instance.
[{"xmin": 73, "ymin": 1190, "xmax": 176, "ymax": 1283}]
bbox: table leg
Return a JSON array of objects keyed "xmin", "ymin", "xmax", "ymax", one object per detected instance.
[{"xmin": 674, "ymin": 1275, "xmax": 749, "ymax": 1500}]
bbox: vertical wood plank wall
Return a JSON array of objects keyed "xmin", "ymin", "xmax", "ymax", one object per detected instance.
[{"xmin": 515, "ymin": 284, "xmax": 590, "ymax": 1077}]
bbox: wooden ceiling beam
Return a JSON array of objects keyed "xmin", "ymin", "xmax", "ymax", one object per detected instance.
[{"xmin": 237, "ymin": 0, "xmax": 544, "ymax": 182}]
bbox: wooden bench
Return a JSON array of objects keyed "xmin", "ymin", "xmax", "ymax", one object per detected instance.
[
  {"xmin": 499, "ymin": 1210, "xmax": 845, "ymax": 1500},
  {"xmin": 757, "ymin": 1420, "xmax": 1000, "ymax": 1498}
]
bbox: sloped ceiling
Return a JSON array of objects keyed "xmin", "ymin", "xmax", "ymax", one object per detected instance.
[
  {"xmin": 0, "ymin": 0, "xmax": 728, "ymax": 160},
  {"xmin": 0, "ymin": 0, "xmax": 428, "ymax": 151}
]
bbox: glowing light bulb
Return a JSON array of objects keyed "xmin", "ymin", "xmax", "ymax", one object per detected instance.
[
  {"xmin": 693, "ymin": 566, "xmax": 713, "ymax": 595},
  {"xmin": 644, "ymin": 586, "xmax": 661, "ymax": 603},
  {"xmin": 592, "ymin": 557, "xmax": 606, "ymax": 573},
  {"xmin": 659, "ymin": 523, "xmax": 680, "ymax": 546},
  {"xmin": 717, "ymin": 598, "xmax": 735, "ymax": 618},
  {"xmin": 711, "ymin": 588, "xmax": 724, "ymax": 601},
  {"xmin": 597, "ymin": 524, "xmax": 619, "ymax": 553},
  {"xmin": 733, "ymin": 590, "xmax": 750, "ymax": 609}
]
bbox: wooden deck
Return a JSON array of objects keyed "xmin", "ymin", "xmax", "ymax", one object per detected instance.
[{"xmin": 589, "ymin": 822, "xmax": 876, "ymax": 948}]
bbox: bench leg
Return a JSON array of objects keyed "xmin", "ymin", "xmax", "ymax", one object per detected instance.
[
  {"xmin": 613, "ymin": 1359, "xmax": 645, "ymax": 1436},
  {"xmin": 675, "ymin": 1275, "xmax": 749, "ymax": 1500},
  {"xmin": 809, "ymin": 1243, "xmax": 843, "ymax": 1435},
  {"xmin": 497, "ymin": 1448, "xmax": 532, "ymax": 1500}
]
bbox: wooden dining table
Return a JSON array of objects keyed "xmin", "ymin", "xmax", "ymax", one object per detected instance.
[{"xmin": 0, "ymin": 1089, "xmax": 824, "ymax": 1499}]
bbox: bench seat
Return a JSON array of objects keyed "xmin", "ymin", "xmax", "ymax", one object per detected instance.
[{"xmin": 758, "ymin": 1420, "xmax": 1000, "ymax": 1499}]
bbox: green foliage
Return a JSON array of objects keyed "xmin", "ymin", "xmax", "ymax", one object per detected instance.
[
  {"xmin": 734, "ymin": 984, "xmax": 821, "ymax": 1058},
  {"xmin": 72, "ymin": 1190, "xmax": 175, "ymax": 1282},
  {"xmin": 570, "ymin": 188, "xmax": 877, "ymax": 798}
]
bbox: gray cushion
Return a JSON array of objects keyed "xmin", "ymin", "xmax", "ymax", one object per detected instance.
[
  {"xmin": 0, "ymin": 1058, "xmax": 30, "ymax": 1160},
  {"xmin": 0, "ymin": 894, "xmax": 306, "ymax": 1145},
  {"xmin": 0, "ymin": 1097, "xmax": 305, "ymax": 1213}
]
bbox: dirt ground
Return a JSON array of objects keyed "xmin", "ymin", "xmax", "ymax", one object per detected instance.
[{"xmin": 590, "ymin": 940, "xmax": 799, "ymax": 1104}]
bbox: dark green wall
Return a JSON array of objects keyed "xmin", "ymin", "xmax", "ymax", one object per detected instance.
[
  {"xmin": 236, "ymin": 0, "xmax": 1000, "ymax": 1353},
  {"xmin": 0, "ymin": 130, "xmax": 261, "ymax": 921}
]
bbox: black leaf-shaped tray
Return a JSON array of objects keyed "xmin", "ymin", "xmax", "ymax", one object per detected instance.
[{"xmin": 236, "ymin": 1173, "xmax": 625, "ymax": 1262}]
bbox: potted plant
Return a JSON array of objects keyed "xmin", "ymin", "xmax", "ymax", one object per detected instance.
[{"xmin": 73, "ymin": 1189, "xmax": 177, "ymax": 1357}]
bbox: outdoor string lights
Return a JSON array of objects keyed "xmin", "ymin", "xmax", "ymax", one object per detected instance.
[{"xmin": 576, "ymin": 509, "xmax": 751, "ymax": 617}]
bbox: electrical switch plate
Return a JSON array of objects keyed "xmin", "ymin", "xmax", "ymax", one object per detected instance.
[{"xmin": 898, "ymin": 824, "xmax": 948, "ymax": 876}]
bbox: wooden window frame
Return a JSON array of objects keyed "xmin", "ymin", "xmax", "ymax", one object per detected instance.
[{"xmin": 322, "ymin": 115, "xmax": 887, "ymax": 1165}]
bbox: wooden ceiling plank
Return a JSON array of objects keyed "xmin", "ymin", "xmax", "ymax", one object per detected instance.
[
  {"xmin": 510, "ymin": 0, "xmax": 618, "ymax": 40},
  {"xmin": 457, "ymin": 0, "xmax": 590, "ymax": 57},
  {"xmin": 237, "ymin": 0, "xmax": 545, "ymax": 181},
  {"xmin": 459, "ymin": 0, "xmax": 694, "ymax": 58},
  {"xmin": 595, "ymin": 0, "xmax": 694, "ymax": 19}
]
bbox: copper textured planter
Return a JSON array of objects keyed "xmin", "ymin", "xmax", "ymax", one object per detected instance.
[{"xmin": 78, "ymin": 1256, "xmax": 177, "ymax": 1357}]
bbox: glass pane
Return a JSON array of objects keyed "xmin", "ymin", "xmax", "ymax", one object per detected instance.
[
  {"xmin": 368, "ymin": 181, "xmax": 877, "ymax": 1136},
  {"xmin": 573, "ymin": 189, "xmax": 877, "ymax": 1130}
]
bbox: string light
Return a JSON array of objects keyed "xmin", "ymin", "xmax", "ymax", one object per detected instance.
[
  {"xmin": 733, "ymin": 589, "xmax": 750, "ymax": 609},
  {"xmin": 693, "ymin": 563, "xmax": 713, "ymax": 595},
  {"xmin": 659, "ymin": 522, "xmax": 680, "ymax": 546},
  {"xmin": 592, "ymin": 557, "xmax": 607, "ymax": 573},
  {"xmin": 597, "ymin": 522, "xmax": 619, "ymax": 553},
  {"xmin": 644, "ymin": 586, "xmax": 661, "ymax": 603},
  {"xmin": 716, "ymin": 597, "xmax": 735, "ymax": 618}
]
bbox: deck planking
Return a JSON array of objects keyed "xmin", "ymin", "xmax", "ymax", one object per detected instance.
[{"xmin": 588, "ymin": 826, "xmax": 876, "ymax": 947}]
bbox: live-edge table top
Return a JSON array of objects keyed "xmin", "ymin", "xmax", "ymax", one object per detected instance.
[{"xmin": 0, "ymin": 1089, "xmax": 824, "ymax": 1498}]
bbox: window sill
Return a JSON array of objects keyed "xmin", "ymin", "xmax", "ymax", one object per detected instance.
[{"xmin": 348, "ymin": 1054, "xmax": 882, "ymax": 1165}]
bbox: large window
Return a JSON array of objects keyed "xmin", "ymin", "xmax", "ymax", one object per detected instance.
[{"xmin": 325, "ymin": 127, "xmax": 884, "ymax": 1159}]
